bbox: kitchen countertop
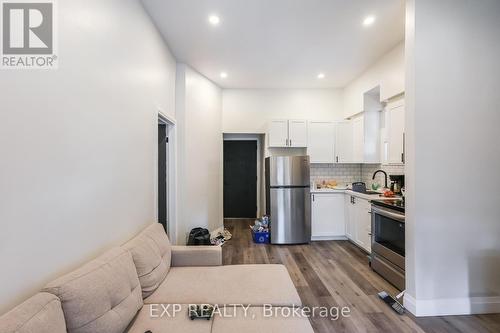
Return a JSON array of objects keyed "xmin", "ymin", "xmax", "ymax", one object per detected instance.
[
  {"xmin": 310, "ymin": 188, "xmax": 347, "ymax": 194},
  {"xmin": 310, "ymin": 188, "xmax": 402, "ymax": 201}
]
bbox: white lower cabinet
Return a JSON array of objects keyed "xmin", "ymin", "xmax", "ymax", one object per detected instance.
[
  {"xmin": 311, "ymin": 193, "xmax": 346, "ymax": 240},
  {"xmin": 311, "ymin": 192, "xmax": 373, "ymax": 253},
  {"xmin": 345, "ymin": 195, "xmax": 354, "ymax": 239},
  {"xmin": 345, "ymin": 194, "xmax": 372, "ymax": 253}
]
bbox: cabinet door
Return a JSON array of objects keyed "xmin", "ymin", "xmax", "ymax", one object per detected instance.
[
  {"xmin": 385, "ymin": 101, "xmax": 405, "ymax": 164},
  {"xmin": 288, "ymin": 120, "xmax": 307, "ymax": 147},
  {"xmin": 268, "ymin": 120, "xmax": 289, "ymax": 147},
  {"xmin": 335, "ymin": 121, "xmax": 354, "ymax": 163},
  {"xmin": 311, "ymin": 193, "xmax": 345, "ymax": 238},
  {"xmin": 345, "ymin": 195, "xmax": 354, "ymax": 240},
  {"xmin": 354, "ymin": 198, "xmax": 372, "ymax": 253},
  {"xmin": 352, "ymin": 116, "xmax": 364, "ymax": 163},
  {"xmin": 307, "ymin": 121, "xmax": 335, "ymax": 163}
]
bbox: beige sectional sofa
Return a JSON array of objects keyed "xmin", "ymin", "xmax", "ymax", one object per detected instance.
[{"xmin": 0, "ymin": 223, "xmax": 314, "ymax": 333}]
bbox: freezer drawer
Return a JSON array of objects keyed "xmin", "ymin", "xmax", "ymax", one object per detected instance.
[
  {"xmin": 371, "ymin": 254, "xmax": 405, "ymax": 291},
  {"xmin": 269, "ymin": 187, "xmax": 311, "ymax": 244}
]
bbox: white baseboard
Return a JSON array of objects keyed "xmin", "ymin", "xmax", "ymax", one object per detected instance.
[
  {"xmin": 404, "ymin": 293, "xmax": 500, "ymax": 316},
  {"xmin": 311, "ymin": 235, "xmax": 348, "ymax": 241}
]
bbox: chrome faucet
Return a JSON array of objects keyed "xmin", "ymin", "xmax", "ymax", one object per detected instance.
[{"xmin": 372, "ymin": 170, "xmax": 388, "ymax": 188}]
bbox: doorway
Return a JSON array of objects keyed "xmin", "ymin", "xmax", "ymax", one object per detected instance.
[
  {"xmin": 223, "ymin": 140, "xmax": 258, "ymax": 218},
  {"xmin": 158, "ymin": 120, "xmax": 168, "ymax": 233}
]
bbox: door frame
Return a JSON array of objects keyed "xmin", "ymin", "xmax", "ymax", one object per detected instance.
[
  {"xmin": 157, "ymin": 111, "xmax": 177, "ymax": 244},
  {"xmin": 223, "ymin": 133, "xmax": 264, "ymax": 218}
]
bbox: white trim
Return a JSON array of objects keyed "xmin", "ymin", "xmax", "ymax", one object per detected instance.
[
  {"xmin": 156, "ymin": 112, "xmax": 177, "ymax": 244},
  {"xmin": 166, "ymin": 123, "xmax": 177, "ymax": 244},
  {"xmin": 311, "ymin": 235, "xmax": 348, "ymax": 241},
  {"xmin": 223, "ymin": 129, "xmax": 266, "ymax": 135},
  {"xmin": 403, "ymin": 293, "xmax": 417, "ymax": 315},
  {"xmin": 404, "ymin": 293, "xmax": 500, "ymax": 317},
  {"xmin": 158, "ymin": 109, "xmax": 176, "ymax": 125}
]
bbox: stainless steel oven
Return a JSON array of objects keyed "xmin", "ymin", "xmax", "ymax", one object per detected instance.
[{"xmin": 371, "ymin": 202, "xmax": 405, "ymax": 291}]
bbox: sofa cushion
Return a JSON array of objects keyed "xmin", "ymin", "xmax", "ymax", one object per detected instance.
[
  {"xmin": 123, "ymin": 223, "xmax": 172, "ymax": 298},
  {"xmin": 0, "ymin": 293, "xmax": 66, "ymax": 333},
  {"xmin": 212, "ymin": 306, "xmax": 314, "ymax": 333},
  {"xmin": 171, "ymin": 245, "xmax": 222, "ymax": 267},
  {"xmin": 144, "ymin": 264, "xmax": 302, "ymax": 306},
  {"xmin": 43, "ymin": 248, "xmax": 143, "ymax": 333},
  {"xmin": 126, "ymin": 304, "xmax": 211, "ymax": 333}
]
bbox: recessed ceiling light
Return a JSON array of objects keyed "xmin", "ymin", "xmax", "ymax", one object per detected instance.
[
  {"xmin": 317, "ymin": 73, "xmax": 325, "ymax": 79},
  {"xmin": 220, "ymin": 72, "xmax": 228, "ymax": 79},
  {"xmin": 208, "ymin": 15, "xmax": 220, "ymax": 26},
  {"xmin": 363, "ymin": 15, "xmax": 376, "ymax": 26}
]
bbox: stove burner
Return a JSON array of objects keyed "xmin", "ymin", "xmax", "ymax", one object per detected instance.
[{"xmin": 372, "ymin": 199, "xmax": 405, "ymax": 213}]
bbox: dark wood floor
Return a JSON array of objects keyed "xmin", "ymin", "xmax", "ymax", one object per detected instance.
[{"xmin": 222, "ymin": 219, "xmax": 500, "ymax": 333}]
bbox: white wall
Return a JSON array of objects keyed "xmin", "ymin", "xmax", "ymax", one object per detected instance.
[
  {"xmin": 176, "ymin": 64, "xmax": 223, "ymax": 244},
  {"xmin": 0, "ymin": 0, "xmax": 177, "ymax": 314},
  {"xmin": 404, "ymin": 0, "xmax": 500, "ymax": 316},
  {"xmin": 343, "ymin": 42, "xmax": 405, "ymax": 119},
  {"xmin": 222, "ymin": 89, "xmax": 344, "ymax": 133}
]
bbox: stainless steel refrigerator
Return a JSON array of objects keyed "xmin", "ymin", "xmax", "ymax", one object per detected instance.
[{"xmin": 265, "ymin": 156, "xmax": 311, "ymax": 244}]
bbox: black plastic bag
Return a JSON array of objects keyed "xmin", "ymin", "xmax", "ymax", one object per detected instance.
[{"xmin": 187, "ymin": 227, "xmax": 211, "ymax": 245}]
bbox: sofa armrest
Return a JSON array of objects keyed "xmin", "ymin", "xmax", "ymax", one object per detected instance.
[{"xmin": 170, "ymin": 245, "xmax": 222, "ymax": 267}]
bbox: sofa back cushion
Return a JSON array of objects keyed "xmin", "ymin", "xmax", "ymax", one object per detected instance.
[
  {"xmin": 43, "ymin": 248, "xmax": 142, "ymax": 333},
  {"xmin": 123, "ymin": 223, "xmax": 172, "ymax": 298},
  {"xmin": 0, "ymin": 292, "xmax": 66, "ymax": 333}
]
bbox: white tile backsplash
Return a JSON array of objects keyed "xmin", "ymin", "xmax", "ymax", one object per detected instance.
[
  {"xmin": 310, "ymin": 163, "xmax": 405, "ymax": 189},
  {"xmin": 310, "ymin": 164, "xmax": 362, "ymax": 187}
]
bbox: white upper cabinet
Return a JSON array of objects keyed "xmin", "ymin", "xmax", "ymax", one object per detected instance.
[
  {"xmin": 335, "ymin": 121, "xmax": 354, "ymax": 163},
  {"xmin": 307, "ymin": 121, "xmax": 335, "ymax": 163},
  {"xmin": 383, "ymin": 99, "xmax": 405, "ymax": 165},
  {"xmin": 288, "ymin": 120, "xmax": 307, "ymax": 147},
  {"xmin": 352, "ymin": 116, "xmax": 364, "ymax": 163},
  {"xmin": 268, "ymin": 120, "xmax": 289, "ymax": 147},
  {"xmin": 268, "ymin": 120, "xmax": 307, "ymax": 148},
  {"xmin": 336, "ymin": 115, "xmax": 376, "ymax": 164}
]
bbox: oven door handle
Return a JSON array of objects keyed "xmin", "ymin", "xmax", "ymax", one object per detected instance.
[{"xmin": 371, "ymin": 206, "xmax": 405, "ymax": 222}]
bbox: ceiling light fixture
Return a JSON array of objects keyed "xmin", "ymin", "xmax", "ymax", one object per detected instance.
[
  {"xmin": 220, "ymin": 72, "xmax": 228, "ymax": 79},
  {"xmin": 208, "ymin": 15, "xmax": 220, "ymax": 26},
  {"xmin": 317, "ymin": 73, "xmax": 325, "ymax": 79},
  {"xmin": 363, "ymin": 15, "xmax": 376, "ymax": 26}
]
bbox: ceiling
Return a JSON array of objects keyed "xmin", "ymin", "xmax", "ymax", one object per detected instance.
[{"xmin": 141, "ymin": 0, "xmax": 405, "ymax": 89}]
